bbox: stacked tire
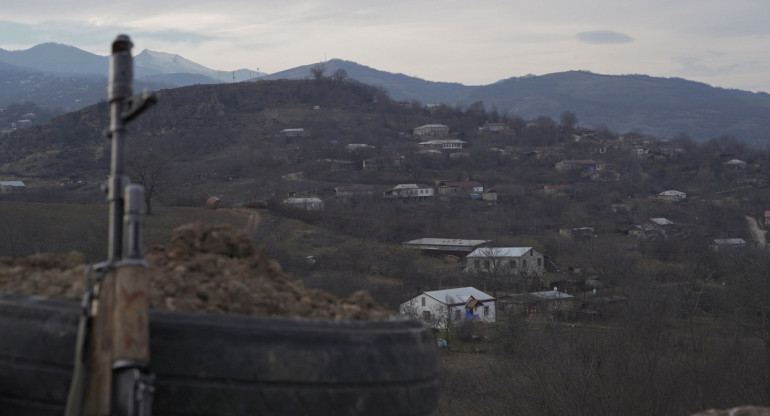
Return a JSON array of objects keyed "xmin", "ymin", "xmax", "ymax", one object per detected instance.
[{"xmin": 0, "ymin": 292, "xmax": 439, "ymax": 416}]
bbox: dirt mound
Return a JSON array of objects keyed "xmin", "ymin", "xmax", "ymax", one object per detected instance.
[{"xmin": 0, "ymin": 222, "xmax": 391, "ymax": 320}]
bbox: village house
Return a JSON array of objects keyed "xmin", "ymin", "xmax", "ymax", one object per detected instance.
[
  {"xmin": 436, "ymin": 180, "xmax": 484, "ymax": 198},
  {"xmin": 283, "ymin": 197, "xmax": 324, "ymax": 211},
  {"xmin": 335, "ymin": 184, "xmax": 376, "ymax": 198},
  {"xmin": 399, "ymin": 286, "xmax": 496, "ymax": 329},
  {"xmin": 628, "ymin": 218, "xmax": 674, "ymax": 240},
  {"xmin": 657, "ymin": 190, "xmax": 687, "ymax": 202},
  {"xmin": 401, "ymin": 238, "xmax": 492, "ymax": 258},
  {"xmin": 554, "ymin": 159, "xmax": 607, "ymax": 172},
  {"xmin": 0, "ymin": 181, "xmax": 26, "ymax": 193},
  {"xmin": 383, "ymin": 184, "xmax": 434, "ymax": 200},
  {"xmin": 478, "ymin": 122, "xmax": 511, "ymax": 133},
  {"xmin": 412, "ymin": 124, "xmax": 450, "ymax": 138},
  {"xmin": 346, "ymin": 143, "xmax": 376, "ymax": 152},
  {"xmin": 482, "ymin": 189, "xmax": 498, "ymax": 203},
  {"xmin": 414, "ymin": 149, "xmax": 443, "ymax": 157},
  {"xmin": 482, "ymin": 184, "xmax": 523, "ymax": 202},
  {"xmin": 449, "ymin": 152, "xmax": 470, "ymax": 160},
  {"xmin": 543, "ymin": 184, "xmax": 574, "ymax": 195},
  {"xmin": 418, "ymin": 139, "xmax": 466, "ymax": 151},
  {"xmin": 649, "ymin": 217, "xmax": 674, "ymax": 226},
  {"xmin": 465, "ymin": 247, "xmax": 545, "ymax": 276},
  {"xmin": 362, "ymin": 155, "xmax": 406, "ymax": 171},
  {"xmin": 584, "ymin": 167, "xmax": 620, "ymax": 182},
  {"xmin": 711, "ymin": 238, "xmax": 747, "ymax": 251},
  {"xmin": 723, "ymin": 159, "xmax": 748, "ymax": 170},
  {"xmin": 279, "ymin": 128, "xmax": 309, "ymax": 139},
  {"xmin": 498, "ymin": 289, "xmax": 575, "ymax": 318}
]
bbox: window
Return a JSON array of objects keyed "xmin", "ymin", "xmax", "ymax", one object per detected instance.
[
  {"xmin": 421, "ymin": 297, "xmax": 426, "ymax": 306},
  {"xmin": 483, "ymin": 306, "xmax": 489, "ymax": 316},
  {"xmin": 454, "ymin": 310, "xmax": 461, "ymax": 320},
  {"xmin": 538, "ymin": 258, "xmax": 542, "ymax": 267},
  {"xmin": 523, "ymin": 259, "xmax": 527, "ymax": 269},
  {"xmin": 509, "ymin": 259, "xmax": 517, "ymax": 268},
  {"xmin": 422, "ymin": 311, "xmax": 431, "ymax": 320}
]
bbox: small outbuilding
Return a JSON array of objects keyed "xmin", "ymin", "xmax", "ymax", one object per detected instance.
[
  {"xmin": 401, "ymin": 238, "xmax": 491, "ymax": 257},
  {"xmin": 206, "ymin": 196, "xmax": 222, "ymax": 209},
  {"xmin": 0, "ymin": 181, "xmax": 26, "ymax": 193}
]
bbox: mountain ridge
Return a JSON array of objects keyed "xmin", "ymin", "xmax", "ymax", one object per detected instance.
[{"xmin": 2, "ymin": 43, "xmax": 770, "ymax": 144}]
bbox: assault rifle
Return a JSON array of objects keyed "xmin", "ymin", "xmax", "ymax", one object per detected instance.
[{"xmin": 66, "ymin": 34, "xmax": 157, "ymax": 416}]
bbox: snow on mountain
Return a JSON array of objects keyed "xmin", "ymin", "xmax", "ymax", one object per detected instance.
[{"xmin": 135, "ymin": 50, "xmax": 216, "ymax": 77}]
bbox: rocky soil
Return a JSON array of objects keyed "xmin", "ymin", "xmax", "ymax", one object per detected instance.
[{"xmin": 0, "ymin": 222, "xmax": 392, "ymax": 320}]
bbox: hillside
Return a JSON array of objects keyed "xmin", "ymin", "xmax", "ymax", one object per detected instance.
[
  {"xmin": 3, "ymin": 43, "xmax": 770, "ymax": 144},
  {"xmin": 264, "ymin": 62, "xmax": 770, "ymax": 145},
  {"xmin": 5, "ymin": 75, "xmax": 770, "ymax": 415},
  {"xmin": 265, "ymin": 59, "xmax": 473, "ymax": 105},
  {"xmin": 465, "ymin": 71, "xmax": 770, "ymax": 145}
]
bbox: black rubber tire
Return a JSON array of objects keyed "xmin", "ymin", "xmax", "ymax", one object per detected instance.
[{"xmin": 0, "ymin": 292, "xmax": 438, "ymax": 416}]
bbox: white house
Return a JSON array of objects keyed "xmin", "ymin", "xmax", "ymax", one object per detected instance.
[
  {"xmin": 436, "ymin": 181, "xmax": 484, "ymax": 197},
  {"xmin": 280, "ymin": 128, "xmax": 308, "ymax": 138},
  {"xmin": 383, "ymin": 183, "xmax": 434, "ymax": 200},
  {"xmin": 657, "ymin": 190, "xmax": 687, "ymax": 202},
  {"xmin": 711, "ymin": 238, "xmax": 747, "ymax": 251},
  {"xmin": 0, "ymin": 181, "xmax": 26, "ymax": 193},
  {"xmin": 283, "ymin": 197, "xmax": 324, "ymax": 211},
  {"xmin": 554, "ymin": 160, "xmax": 607, "ymax": 172},
  {"xmin": 723, "ymin": 159, "xmax": 747, "ymax": 170},
  {"xmin": 413, "ymin": 124, "xmax": 449, "ymax": 138},
  {"xmin": 399, "ymin": 286, "xmax": 496, "ymax": 329},
  {"xmin": 465, "ymin": 247, "xmax": 545, "ymax": 276},
  {"xmin": 418, "ymin": 139, "xmax": 466, "ymax": 150}
]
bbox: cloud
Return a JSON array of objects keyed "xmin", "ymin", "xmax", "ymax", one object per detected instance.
[{"xmin": 575, "ymin": 30, "xmax": 634, "ymax": 44}]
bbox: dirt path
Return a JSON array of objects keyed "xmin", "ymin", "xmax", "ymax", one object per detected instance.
[
  {"xmin": 746, "ymin": 216, "xmax": 766, "ymax": 248},
  {"xmin": 220, "ymin": 207, "xmax": 262, "ymax": 235}
]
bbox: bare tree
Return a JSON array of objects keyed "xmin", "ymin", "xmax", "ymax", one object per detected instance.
[
  {"xmin": 331, "ymin": 68, "xmax": 348, "ymax": 84},
  {"xmin": 560, "ymin": 110, "xmax": 579, "ymax": 134},
  {"xmin": 127, "ymin": 150, "xmax": 168, "ymax": 215},
  {"xmin": 310, "ymin": 63, "xmax": 326, "ymax": 81},
  {"xmin": 466, "ymin": 247, "xmax": 519, "ymax": 296}
]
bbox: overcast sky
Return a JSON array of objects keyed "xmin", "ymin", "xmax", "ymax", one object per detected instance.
[{"xmin": 2, "ymin": 1, "xmax": 770, "ymax": 92}]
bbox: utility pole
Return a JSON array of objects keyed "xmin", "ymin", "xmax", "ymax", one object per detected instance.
[{"xmin": 68, "ymin": 34, "xmax": 157, "ymax": 416}]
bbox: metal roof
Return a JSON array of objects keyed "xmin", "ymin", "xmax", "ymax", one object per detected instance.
[
  {"xmin": 530, "ymin": 290, "xmax": 574, "ymax": 300},
  {"xmin": 0, "ymin": 181, "xmax": 25, "ymax": 187},
  {"xmin": 659, "ymin": 190, "xmax": 685, "ymax": 196},
  {"xmin": 418, "ymin": 139, "xmax": 466, "ymax": 145},
  {"xmin": 466, "ymin": 247, "xmax": 533, "ymax": 258},
  {"xmin": 423, "ymin": 287, "xmax": 494, "ymax": 304},
  {"xmin": 403, "ymin": 238, "xmax": 491, "ymax": 248},
  {"xmin": 713, "ymin": 238, "xmax": 746, "ymax": 246}
]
